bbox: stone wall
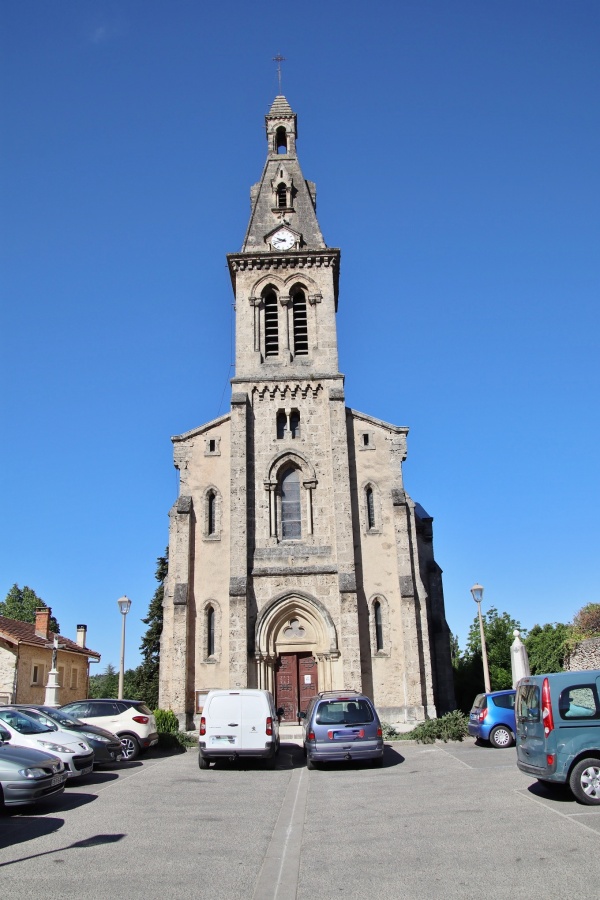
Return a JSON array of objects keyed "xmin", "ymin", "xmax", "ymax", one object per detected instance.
[{"xmin": 564, "ymin": 636, "xmax": 600, "ymax": 671}]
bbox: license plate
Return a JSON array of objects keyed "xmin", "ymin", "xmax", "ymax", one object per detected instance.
[
  {"xmin": 51, "ymin": 774, "xmax": 63, "ymax": 786},
  {"xmin": 210, "ymin": 735, "xmax": 236, "ymax": 745},
  {"xmin": 81, "ymin": 765, "xmax": 93, "ymax": 775}
]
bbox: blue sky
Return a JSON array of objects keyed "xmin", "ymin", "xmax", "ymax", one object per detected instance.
[{"xmin": 2, "ymin": 1, "xmax": 599, "ymax": 673}]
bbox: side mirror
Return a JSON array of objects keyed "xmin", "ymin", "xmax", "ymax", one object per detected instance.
[
  {"xmin": 0, "ymin": 727, "xmax": 10, "ymax": 742},
  {"xmin": 298, "ymin": 711, "xmax": 306, "ymax": 719},
  {"xmin": 276, "ymin": 707, "xmax": 285, "ymax": 718}
]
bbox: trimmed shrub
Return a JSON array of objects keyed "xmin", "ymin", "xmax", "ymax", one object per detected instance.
[
  {"xmin": 153, "ymin": 708, "xmax": 197, "ymax": 751},
  {"xmin": 381, "ymin": 722, "xmax": 400, "ymax": 740},
  {"xmin": 408, "ymin": 710, "xmax": 469, "ymax": 744},
  {"xmin": 154, "ymin": 708, "xmax": 180, "ymax": 734}
]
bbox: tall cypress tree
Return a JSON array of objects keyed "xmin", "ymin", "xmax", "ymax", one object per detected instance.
[{"xmin": 132, "ymin": 550, "xmax": 167, "ymax": 710}]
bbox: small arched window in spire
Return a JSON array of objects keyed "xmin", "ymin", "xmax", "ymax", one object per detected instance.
[
  {"xmin": 292, "ymin": 289, "xmax": 308, "ymax": 355},
  {"xmin": 276, "ymin": 126, "xmax": 287, "ymax": 154},
  {"xmin": 276, "ymin": 183, "xmax": 287, "ymax": 208},
  {"xmin": 264, "ymin": 291, "xmax": 279, "ymax": 356},
  {"xmin": 374, "ymin": 600, "xmax": 383, "ymax": 652},
  {"xmin": 207, "ymin": 606, "xmax": 215, "ymax": 657},
  {"xmin": 276, "ymin": 410, "xmax": 287, "ymax": 439},
  {"xmin": 366, "ymin": 486, "xmax": 375, "ymax": 530}
]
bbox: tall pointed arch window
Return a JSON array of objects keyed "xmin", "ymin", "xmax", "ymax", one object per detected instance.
[
  {"xmin": 281, "ymin": 467, "xmax": 301, "ymax": 539},
  {"xmin": 292, "ymin": 289, "xmax": 308, "ymax": 355},
  {"xmin": 207, "ymin": 606, "xmax": 215, "ymax": 657},
  {"xmin": 264, "ymin": 290, "xmax": 279, "ymax": 357},
  {"xmin": 373, "ymin": 600, "xmax": 383, "ymax": 652},
  {"xmin": 366, "ymin": 486, "xmax": 375, "ymax": 530},
  {"xmin": 207, "ymin": 491, "xmax": 216, "ymax": 536}
]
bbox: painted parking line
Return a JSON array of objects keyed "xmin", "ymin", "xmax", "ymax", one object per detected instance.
[{"xmin": 252, "ymin": 767, "xmax": 308, "ymax": 900}]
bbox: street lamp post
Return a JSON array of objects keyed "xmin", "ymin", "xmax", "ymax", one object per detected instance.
[
  {"xmin": 470, "ymin": 583, "xmax": 491, "ymax": 693},
  {"xmin": 117, "ymin": 595, "xmax": 132, "ymax": 700}
]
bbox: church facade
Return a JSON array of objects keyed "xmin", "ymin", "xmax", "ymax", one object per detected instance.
[{"xmin": 159, "ymin": 96, "xmax": 455, "ymax": 726}]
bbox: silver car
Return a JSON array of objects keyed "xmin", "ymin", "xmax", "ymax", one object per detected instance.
[{"xmin": 0, "ymin": 725, "xmax": 67, "ymax": 808}]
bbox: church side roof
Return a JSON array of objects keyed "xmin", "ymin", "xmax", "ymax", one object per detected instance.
[
  {"xmin": 0, "ymin": 615, "xmax": 101, "ymax": 659},
  {"xmin": 172, "ymin": 412, "xmax": 231, "ymax": 443},
  {"xmin": 346, "ymin": 407, "xmax": 409, "ymax": 434}
]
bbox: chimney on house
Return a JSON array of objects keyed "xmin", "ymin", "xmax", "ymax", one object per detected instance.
[
  {"xmin": 76, "ymin": 624, "xmax": 87, "ymax": 648},
  {"xmin": 35, "ymin": 607, "xmax": 51, "ymax": 639}
]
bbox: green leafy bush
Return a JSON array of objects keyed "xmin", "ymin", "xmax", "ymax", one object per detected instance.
[
  {"xmin": 154, "ymin": 708, "xmax": 180, "ymax": 734},
  {"xmin": 153, "ymin": 708, "xmax": 197, "ymax": 751},
  {"xmin": 409, "ymin": 710, "xmax": 469, "ymax": 744},
  {"xmin": 381, "ymin": 722, "xmax": 400, "ymax": 740}
]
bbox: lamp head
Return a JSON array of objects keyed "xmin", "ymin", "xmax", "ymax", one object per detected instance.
[
  {"xmin": 470, "ymin": 583, "xmax": 484, "ymax": 604},
  {"xmin": 117, "ymin": 595, "xmax": 132, "ymax": 616}
]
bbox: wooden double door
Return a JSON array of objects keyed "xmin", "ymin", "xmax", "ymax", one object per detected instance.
[{"xmin": 275, "ymin": 653, "xmax": 318, "ymax": 722}]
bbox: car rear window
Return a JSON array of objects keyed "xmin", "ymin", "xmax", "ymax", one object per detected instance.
[
  {"xmin": 132, "ymin": 703, "xmax": 152, "ymax": 716},
  {"xmin": 516, "ymin": 684, "xmax": 540, "ymax": 721},
  {"xmin": 559, "ymin": 685, "xmax": 600, "ymax": 720},
  {"xmin": 491, "ymin": 693, "xmax": 515, "ymax": 710},
  {"xmin": 315, "ymin": 700, "xmax": 374, "ymax": 725},
  {"xmin": 472, "ymin": 694, "xmax": 486, "ymax": 710}
]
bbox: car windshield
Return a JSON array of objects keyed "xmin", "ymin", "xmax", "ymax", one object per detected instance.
[
  {"xmin": 0, "ymin": 709, "xmax": 53, "ymax": 735},
  {"xmin": 315, "ymin": 700, "xmax": 374, "ymax": 726},
  {"xmin": 39, "ymin": 708, "xmax": 83, "ymax": 727}
]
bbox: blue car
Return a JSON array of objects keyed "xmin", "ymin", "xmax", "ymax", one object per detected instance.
[{"xmin": 468, "ymin": 689, "xmax": 516, "ymax": 748}]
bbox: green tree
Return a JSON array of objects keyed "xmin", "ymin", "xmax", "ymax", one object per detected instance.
[
  {"xmin": 466, "ymin": 607, "xmax": 522, "ymax": 690},
  {"xmin": 572, "ymin": 603, "xmax": 600, "ymax": 637},
  {"xmin": 89, "ymin": 663, "xmax": 119, "ymax": 698},
  {"xmin": 0, "ymin": 583, "xmax": 60, "ymax": 633},
  {"xmin": 129, "ymin": 550, "xmax": 167, "ymax": 710},
  {"xmin": 525, "ymin": 622, "xmax": 571, "ymax": 674}
]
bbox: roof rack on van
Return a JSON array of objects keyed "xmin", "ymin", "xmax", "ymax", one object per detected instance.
[{"xmin": 317, "ymin": 690, "xmax": 361, "ymax": 698}]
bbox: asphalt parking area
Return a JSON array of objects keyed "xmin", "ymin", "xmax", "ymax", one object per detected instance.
[{"xmin": 1, "ymin": 739, "xmax": 600, "ymax": 900}]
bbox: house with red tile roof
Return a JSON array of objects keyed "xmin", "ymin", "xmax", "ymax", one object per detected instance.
[{"xmin": 0, "ymin": 607, "xmax": 100, "ymax": 705}]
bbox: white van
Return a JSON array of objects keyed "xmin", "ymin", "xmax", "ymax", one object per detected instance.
[{"xmin": 198, "ymin": 689, "xmax": 282, "ymax": 769}]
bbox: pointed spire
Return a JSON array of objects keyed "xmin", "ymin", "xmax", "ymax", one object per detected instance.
[{"xmin": 268, "ymin": 95, "xmax": 294, "ymax": 117}]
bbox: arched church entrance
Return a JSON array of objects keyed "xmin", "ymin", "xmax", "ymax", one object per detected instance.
[{"xmin": 254, "ymin": 592, "xmax": 339, "ymax": 723}]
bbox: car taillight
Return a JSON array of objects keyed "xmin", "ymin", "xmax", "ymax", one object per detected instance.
[
  {"xmin": 377, "ymin": 727, "xmax": 382, "ymax": 737},
  {"xmin": 547, "ymin": 754, "xmax": 555, "ymax": 766},
  {"xmin": 542, "ymin": 677, "xmax": 554, "ymax": 737},
  {"xmin": 308, "ymin": 731, "xmax": 315, "ymax": 741},
  {"xmin": 132, "ymin": 715, "xmax": 149, "ymax": 724},
  {"xmin": 200, "ymin": 716, "xmax": 206, "ymax": 736},
  {"xmin": 478, "ymin": 708, "xmax": 488, "ymax": 722},
  {"xmin": 266, "ymin": 717, "xmax": 273, "ymax": 736}
]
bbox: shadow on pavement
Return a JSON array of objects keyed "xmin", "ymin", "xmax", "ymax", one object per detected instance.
[
  {"xmin": 527, "ymin": 780, "xmax": 575, "ymax": 803},
  {"xmin": 0, "ymin": 831, "xmax": 126, "ymax": 868},
  {"xmin": 0, "ymin": 815, "xmax": 64, "ymax": 849}
]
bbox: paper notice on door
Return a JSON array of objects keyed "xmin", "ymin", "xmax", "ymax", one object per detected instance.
[{"xmin": 304, "ymin": 675, "xmax": 312, "ymax": 684}]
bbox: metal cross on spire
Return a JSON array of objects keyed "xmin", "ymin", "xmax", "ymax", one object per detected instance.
[{"xmin": 272, "ymin": 53, "xmax": 286, "ymax": 94}]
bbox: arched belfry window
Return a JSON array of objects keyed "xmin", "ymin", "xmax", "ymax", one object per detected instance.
[
  {"xmin": 264, "ymin": 290, "xmax": 279, "ymax": 357},
  {"xmin": 276, "ymin": 126, "xmax": 287, "ymax": 154},
  {"xmin": 281, "ymin": 467, "xmax": 301, "ymax": 539},
  {"xmin": 276, "ymin": 183, "xmax": 287, "ymax": 208},
  {"xmin": 207, "ymin": 606, "xmax": 215, "ymax": 657},
  {"xmin": 276, "ymin": 410, "xmax": 287, "ymax": 439},
  {"xmin": 292, "ymin": 289, "xmax": 308, "ymax": 356},
  {"xmin": 290, "ymin": 410, "xmax": 300, "ymax": 438},
  {"xmin": 207, "ymin": 491, "xmax": 216, "ymax": 535}
]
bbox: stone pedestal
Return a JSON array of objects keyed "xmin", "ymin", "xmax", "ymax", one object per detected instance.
[{"xmin": 44, "ymin": 669, "xmax": 61, "ymax": 707}]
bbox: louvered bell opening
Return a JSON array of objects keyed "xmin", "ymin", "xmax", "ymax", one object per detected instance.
[
  {"xmin": 293, "ymin": 291, "xmax": 308, "ymax": 355},
  {"xmin": 281, "ymin": 469, "xmax": 301, "ymax": 539},
  {"xmin": 264, "ymin": 292, "xmax": 279, "ymax": 356},
  {"xmin": 277, "ymin": 183, "xmax": 287, "ymax": 208}
]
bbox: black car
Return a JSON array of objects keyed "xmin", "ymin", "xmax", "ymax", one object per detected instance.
[{"xmin": 9, "ymin": 706, "xmax": 122, "ymax": 765}]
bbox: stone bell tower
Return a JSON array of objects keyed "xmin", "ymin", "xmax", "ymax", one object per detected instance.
[{"xmin": 159, "ymin": 95, "xmax": 455, "ymax": 727}]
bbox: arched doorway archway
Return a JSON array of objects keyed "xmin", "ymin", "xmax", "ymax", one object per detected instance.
[{"xmin": 254, "ymin": 592, "xmax": 339, "ymax": 721}]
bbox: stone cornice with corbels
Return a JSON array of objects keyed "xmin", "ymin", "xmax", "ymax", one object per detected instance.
[{"xmin": 228, "ymin": 249, "xmax": 339, "ymax": 274}]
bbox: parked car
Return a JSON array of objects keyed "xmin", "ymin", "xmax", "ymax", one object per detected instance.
[
  {"xmin": 8, "ymin": 706, "xmax": 122, "ymax": 766},
  {"xmin": 516, "ymin": 670, "xmax": 600, "ymax": 805},
  {"xmin": 59, "ymin": 699, "xmax": 158, "ymax": 761},
  {"xmin": 198, "ymin": 689, "xmax": 282, "ymax": 769},
  {"xmin": 0, "ymin": 708, "xmax": 94, "ymax": 778},
  {"xmin": 300, "ymin": 690, "xmax": 384, "ymax": 769},
  {"xmin": 0, "ymin": 724, "xmax": 68, "ymax": 808},
  {"xmin": 468, "ymin": 689, "xmax": 516, "ymax": 748}
]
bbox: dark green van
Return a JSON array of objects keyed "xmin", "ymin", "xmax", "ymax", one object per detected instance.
[{"xmin": 515, "ymin": 670, "xmax": 600, "ymax": 804}]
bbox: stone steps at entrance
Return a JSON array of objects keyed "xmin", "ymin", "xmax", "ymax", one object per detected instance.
[{"xmin": 279, "ymin": 724, "xmax": 303, "ymax": 740}]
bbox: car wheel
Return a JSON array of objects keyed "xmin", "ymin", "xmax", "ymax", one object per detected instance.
[
  {"xmin": 198, "ymin": 754, "xmax": 211, "ymax": 770},
  {"xmin": 569, "ymin": 758, "xmax": 600, "ymax": 805},
  {"xmin": 306, "ymin": 756, "xmax": 315, "ymax": 770},
  {"xmin": 119, "ymin": 733, "xmax": 140, "ymax": 761},
  {"xmin": 489, "ymin": 725, "xmax": 514, "ymax": 749}
]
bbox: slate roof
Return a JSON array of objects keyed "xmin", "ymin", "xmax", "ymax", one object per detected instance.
[
  {"xmin": 0, "ymin": 615, "xmax": 101, "ymax": 660},
  {"xmin": 267, "ymin": 95, "xmax": 294, "ymax": 117}
]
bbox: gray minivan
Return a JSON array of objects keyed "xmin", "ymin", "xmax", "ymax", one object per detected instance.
[
  {"xmin": 301, "ymin": 690, "xmax": 384, "ymax": 769},
  {"xmin": 515, "ymin": 670, "xmax": 600, "ymax": 804}
]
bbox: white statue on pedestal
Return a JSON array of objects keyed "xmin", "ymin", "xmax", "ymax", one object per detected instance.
[{"xmin": 44, "ymin": 635, "xmax": 61, "ymax": 708}]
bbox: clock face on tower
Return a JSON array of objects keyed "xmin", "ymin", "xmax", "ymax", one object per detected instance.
[{"xmin": 270, "ymin": 228, "xmax": 295, "ymax": 251}]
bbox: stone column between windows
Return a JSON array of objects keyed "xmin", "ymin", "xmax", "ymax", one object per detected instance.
[
  {"xmin": 281, "ymin": 295, "xmax": 293, "ymax": 353},
  {"xmin": 249, "ymin": 296, "xmax": 261, "ymax": 353},
  {"xmin": 308, "ymin": 293, "xmax": 322, "ymax": 350},
  {"xmin": 265, "ymin": 481, "xmax": 277, "ymax": 537},
  {"xmin": 303, "ymin": 479, "xmax": 316, "ymax": 535}
]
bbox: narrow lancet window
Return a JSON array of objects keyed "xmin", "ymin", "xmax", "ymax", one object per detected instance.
[
  {"xmin": 281, "ymin": 468, "xmax": 301, "ymax": 539},
  {"xmin": 290, "ymin": 410, "xmax": 300, "ymax": 439},
  {"xmin": 374, "ymin": 600, "xmax": 383, "ymax": 651},
  {"xmin": 207, "ymin": 606, "xmax": 215, "ymax": 657},
  {"xmin": 276, "ymin": 127, "xmax": 287, "ymax": 154},
  {"xmin": 277, "ymin": 411, "xmax": 287, "ymax": 439},
  {"xmin": 264, "ymin": 291, "xmax": 279, "ymax": 356},
  {"xmin": 366, "ymin": 486, "xmax": 375, "ymax": 530},
  {"xmin": 292, "ymin": 290, "xmax": 308, "ymax": 355},
  {"xmin": 208, "ymin": 491, "xmax": 216, "ymax": 535},
  {"xmin": 277, "ymin": 183, "xmax": 287, "ymax": 208}
]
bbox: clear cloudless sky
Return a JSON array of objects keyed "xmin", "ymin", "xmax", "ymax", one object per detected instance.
[{"xmin": 1, "ymin": 1, "xmax": 599, "ymax": 675}]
